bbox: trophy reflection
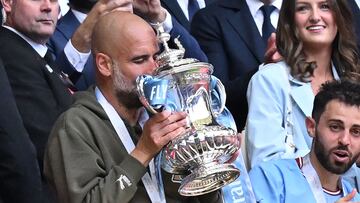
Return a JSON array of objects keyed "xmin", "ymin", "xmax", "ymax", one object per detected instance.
[{"xmin": 136, "ymin": 24, "xmax": 240, "ymax": 196}]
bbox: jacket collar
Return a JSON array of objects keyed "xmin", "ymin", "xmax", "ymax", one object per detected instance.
[
  {"xmin": 218, "ymin": 0, "xmax": 265, "ymax": 63},
  {"xmin": 160, "ymin": 0, "xmax": 189, "ymax": 31},
  {"xmin": 288, "ymin": 62, "xmax": 340, "ymax": 117},
  {"xmin": 56, "ymin": 10, "xmax": 81, "ymax": 39}
]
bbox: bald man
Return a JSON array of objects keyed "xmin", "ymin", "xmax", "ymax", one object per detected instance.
[{"xmin": 44, "ymin": 11, "xmax": 223, "ymax": 203}]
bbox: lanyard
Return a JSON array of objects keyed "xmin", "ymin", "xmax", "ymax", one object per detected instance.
[
  {"xmin": 301, "ymin": 155, "xmax": 327, "ymax": 203},
  {"xmin": 300, "ymin": 155, "xmax": 348, "ymax": 203},
  {"xmin": 95, "ymin": 87, "xmax": 165, "ymax": 203}
]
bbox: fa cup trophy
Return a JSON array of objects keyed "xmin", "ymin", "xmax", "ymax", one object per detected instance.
[{"xmin": 136, "ymin": 24, "xmax": 240, "ymax": 196}]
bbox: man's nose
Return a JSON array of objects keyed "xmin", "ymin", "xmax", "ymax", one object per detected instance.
[
  {"xmin": 338, "ymin": 131, "xmax": 351, "ymax": 146},
  {"xmin": 41, "ymin": 0, "xmax": 53, "ymax": 12},
  {"xmin": 146, "ymin": 58, "xmax": 158, "ymax": 75}
]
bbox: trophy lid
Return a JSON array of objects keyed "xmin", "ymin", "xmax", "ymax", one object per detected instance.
[{"xmin": 153, "ymin": 23, "xmax": 213, "ymax": 75}]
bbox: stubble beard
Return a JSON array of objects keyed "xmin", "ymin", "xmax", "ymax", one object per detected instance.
[
  {"xmin": 313, "ymin": 129, "xmax": 358, "ymax": 175},
  {"xmin": 112, "ymin": 66, "xmax": 143, "ymax": 110}
]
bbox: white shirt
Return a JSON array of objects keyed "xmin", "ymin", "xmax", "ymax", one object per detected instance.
[
  {"xmin": 63, "ymin": 9, "xmax": 91, "ymax": 73},
  {"xmin": 246, "ymin": 0, "xmax": 282, "ymax": 36},
  {"xmin": 72, "ymin": 9, "xmax": 87, "ymax": 23},
  {"xmin": 355, "ymin": 0, "xmax": 360, "ymax": 9},
  {"xmin": 2, "ymin": 25, "xmax": 47, "ymax": 57},
  {"xmin": 162, "ymin": 0, "xmax": 205, "ymax": 33},
  {"xmin": 177, "ymin": 0, "xmax": 206, "ymax": 20},
  {"xmin": 58, "ymin": 0, "xmax": 70, "ymax": 17},
  {"xmin": 95, "ymin": 87, "xmax": 165, "ymax": 203}
]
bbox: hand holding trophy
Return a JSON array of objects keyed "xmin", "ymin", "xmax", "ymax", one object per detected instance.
[{"xmin": 136, "ymin": 23, "xmax": 240, "ymax": 196}]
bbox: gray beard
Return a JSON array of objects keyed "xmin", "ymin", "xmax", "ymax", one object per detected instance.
[{"xmin": 115, "ymin": 88, "xmax": 143, "ymax": 109}]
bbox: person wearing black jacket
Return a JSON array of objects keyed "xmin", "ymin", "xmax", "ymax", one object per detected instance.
[
  {"xmin": 0, "ymin": 57, "xmax": 42, "ymax": 203},
  {"xmin": 0, "ymin": 0, "xmax": 73, "ymax": 201}
]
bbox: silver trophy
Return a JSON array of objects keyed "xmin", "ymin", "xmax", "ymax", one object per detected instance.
[{"xmin": 136, "ymin": 24, "xmax": 240, "ymax": 196}]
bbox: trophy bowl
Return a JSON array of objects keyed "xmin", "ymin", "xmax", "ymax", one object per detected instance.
[{"xmin": 136, "ymin": 23, "xmax": 241, "ymax": 196}]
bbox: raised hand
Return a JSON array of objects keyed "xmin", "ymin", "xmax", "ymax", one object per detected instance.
[
  {"xmin": 132, "ymin": 0, "xmax": 167, "ymax": 23},
  {"xmin": 71, "ymin": 0, "xmax": 133, "ymax": 53},
  {"xmin": 264, "ymin": 33, "xmax": 282, "ymax": 64}
]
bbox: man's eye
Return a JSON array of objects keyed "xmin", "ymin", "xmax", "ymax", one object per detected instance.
[
  {"xmin": 351, "ymin": 128, "xmax": 360, "ymax": 137},
  {"xmin": 133, "ymin": 58, "xmax": 146, "ymax": 64},
  {"xmin": 329, "ymin": 124, "xmax": 342, "ymax": 132}
]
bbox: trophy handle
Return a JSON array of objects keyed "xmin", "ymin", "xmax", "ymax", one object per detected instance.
[
  {"xmin": 212, "ymin": 77, "xmax": 226, "ymax": 117},
  {"xmin": 136, "ymin": 75, "xmax": 158, "ymax": 115}
]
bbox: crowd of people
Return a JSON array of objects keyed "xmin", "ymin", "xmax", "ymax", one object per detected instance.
[{"xmin": 0, "ymin": 0, "xmax": 359, "ymax": 203}]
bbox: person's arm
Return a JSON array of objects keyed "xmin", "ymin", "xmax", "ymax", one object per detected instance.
[
  {"xmin": 45, "ymin": 115, "xmax": 148, "ymax": 203},
  {"xmin": 45, "ymin": 110, "xmax": 187, "ymax": 203},
  {"xmin": 248, "ymin": 162, "xmax": 284, "ymax": 203},
  {"xmin": 245, "ymin": 64, "xmax": 289, "ymax": 168},
  {"xmin": 71, "ymin": 0, "xmax": 133, "ymax": 54},
  {"xmin": 49, "ymin": 0, "xmax": 133, "ymax": 84},
  {"xmin": 131, "ymin": 111, "xmax": 187, "ymax": 166}
]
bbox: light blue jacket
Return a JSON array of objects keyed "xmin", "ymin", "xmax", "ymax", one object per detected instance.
[
  {"xmin": 245, "ymin": 61, "xmax": 340, "ymax": 168},
  {"xmin": 249, "ymin": 158, "xmax": 360, "ymax": 203}
]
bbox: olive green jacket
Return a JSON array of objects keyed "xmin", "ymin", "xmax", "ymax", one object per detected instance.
[{"xmin": 44, "ymin": 87, "xmax": 223, "ymax": 203}]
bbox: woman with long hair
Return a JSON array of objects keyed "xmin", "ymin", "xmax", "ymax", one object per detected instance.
[{"xmin": 245, "ymin": 0, "xmax": 360, "ymax": 168}]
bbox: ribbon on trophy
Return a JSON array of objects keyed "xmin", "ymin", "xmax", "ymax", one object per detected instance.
[
  {"xmin": 221, "ymin": 153, "xmax": 256, "ymax": 203},
  {"xmin": 210, "ymin": 77, "xmax": 256, "ymax": 203},
  {"xmin": 140, "ymin": 75, "xmax": 168, "ymax": 111},
  {"xmin": 137, "ymin": 75, "xmax": 180, "ymax": 114}
]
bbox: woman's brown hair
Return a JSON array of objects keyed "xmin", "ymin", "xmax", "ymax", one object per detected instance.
[{"xmin": 276, "ymin": 0, "xmax": 360, "ymax": 81}]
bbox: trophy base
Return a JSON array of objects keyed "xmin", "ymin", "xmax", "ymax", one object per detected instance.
[{"xmin": 178, "ymin": 162, "xmax": 240, "ymax": 196}]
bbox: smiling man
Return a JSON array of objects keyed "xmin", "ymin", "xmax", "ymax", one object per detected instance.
[
  {"xmin": 249, "ymin": 80, "xmax": 360, "ymax": 203},
  {"xmin": 0, "ymin": 0, "xmax": 73, "ymax": 202}
]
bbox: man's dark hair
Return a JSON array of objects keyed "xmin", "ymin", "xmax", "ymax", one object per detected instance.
[
  {"xmin": 312, "ymin": 80, "xmax": 360, "ymax": 122},
  {"xmin": 68, "ymin": 0, "xmax": 98, "ymax": 13}
]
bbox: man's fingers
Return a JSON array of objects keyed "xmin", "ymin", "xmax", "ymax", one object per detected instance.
[
  {"xmin": 337, "ymin": 189, "xmax": 356, "ymax": 202},
  {"xmin": 265, "ymin": 46, "xmax": 277, "ymax": 59},
  {"xmin": 156, "ymin": 117, "xmax": 188, "ymax": 136},
  {"xmin": 267, "ymin": 33, "xmax": 276, "ymax": 48},
  {"xmin": 151, "ymin": 111, "xmax": 187, "ymax": 125},
  {"xmin": 150, "ymin": 110, "xmax": 172, "ymax": 123},
  {"xmin": 161, "ymin": 126, "xmax": 187, "ymax": 143},
  {"xmin": 264, "ymin": 32, "xmax": 283, "ymax": 64},
  {"xmin": 105, "ymin": 0, "xmax": 134, "ymax": 12}
]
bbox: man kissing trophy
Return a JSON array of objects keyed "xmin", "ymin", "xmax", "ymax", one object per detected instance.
[{"xmin": 136, "ymin": 24, "xmax": 250, "ymax": 199}]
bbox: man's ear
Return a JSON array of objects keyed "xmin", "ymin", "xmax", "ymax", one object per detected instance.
[
  {"xmin": 96, "ymin": 53, "xmax": 112, "ymax": 77},
  {"xmin": 1, "ymin": 0, "xmax": 12, "ymax": 13},
  {"xmin": 305, "ymin": 117, "xmax": 316, "ymax": 138}
]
